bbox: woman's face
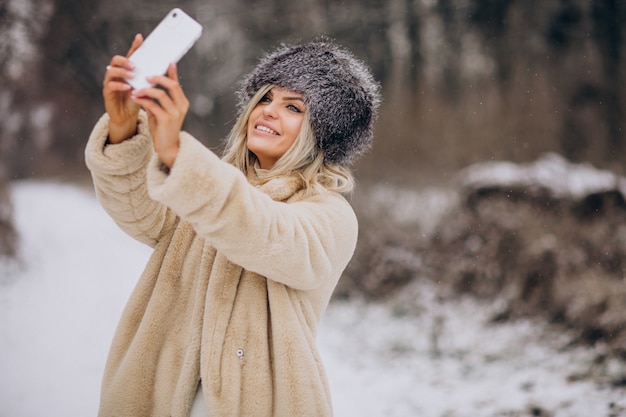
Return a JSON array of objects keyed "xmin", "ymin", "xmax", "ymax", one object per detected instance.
[{"xmin": 247, "ymin": 87, "xmax": 306, "ymax": 169}]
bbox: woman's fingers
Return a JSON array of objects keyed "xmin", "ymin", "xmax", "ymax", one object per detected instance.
[
  {"xmin": 103, "ymin": 34, "xmax": 142, "ymax": 86},
  {"xmin": 109, "ymin": 54, "xmax": 135, "ymax": 71},
  {"xmin": 146, "ymin": 66, "xmax": 180, "ymax": 95},
  {"xmin": 104, "ymin": 80, "xmax": 132, "ymax": 94},
  {"xmin": 104, "ymin": 65, "xmax": 133, "ymax": 85},
  {"xmin": 158, "ymin": 65, "xmax": 190, "ymax": 112},
  {"xmin": 103, "ymin": 55, "xmax": 135, "ymax": 94},
  {"xmin": 132, "ymin": 64, "xmax": 189, "ymax": 115},
  {"xmin": 131, "ymin": 90, "xmax": 170, "ymax": 117},
  {"xmin": 126, "ymin": 33, "xmax": 144, "ymax": 57},
  {"xmin": 162, "ymin": 64, "xmax": 189, "ymax": 108}
]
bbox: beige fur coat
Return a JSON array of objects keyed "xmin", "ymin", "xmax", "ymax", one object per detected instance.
[{"xmin": 84, "ymin": 113, "xmax": 358, "ymax": 417}]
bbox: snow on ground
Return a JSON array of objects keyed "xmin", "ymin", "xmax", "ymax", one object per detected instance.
[{"xmin": 1, "ymin": 181, "xmax": 625, "ymax": 417}]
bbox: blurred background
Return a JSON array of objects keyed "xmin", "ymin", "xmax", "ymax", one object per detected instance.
[
  {"xmin": 2, "ymin": 1, "xmax": 626, "ymax": 414},
  {"xmin": 1, "ymin": 0, "xmax": 624, "ymax": 184}
]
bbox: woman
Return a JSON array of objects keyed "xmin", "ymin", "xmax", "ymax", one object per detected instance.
[{"xmin": 85, "ymin": 34, "xmax": 380, "ymax": 417}]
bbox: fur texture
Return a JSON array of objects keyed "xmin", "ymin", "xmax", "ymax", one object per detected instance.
[
  {"xmin": 237, "ymin": 40, "xmax": 381, "ymax": 165},
  {"xmin": 85, "ymin": 112, "xmax": 358, "ymax": 416}
]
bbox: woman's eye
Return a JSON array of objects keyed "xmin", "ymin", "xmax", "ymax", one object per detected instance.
[
  {"xmin": 259, "ymin": 95, "xmax": 271, "ymax": 103},
  {"xmin": 287, "ymin": 104, "xmax": 302, "ymax": 113}
]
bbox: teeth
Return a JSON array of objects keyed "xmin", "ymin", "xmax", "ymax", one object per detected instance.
[{"xmin": 257, "ymin": 125, "xmax": 278, "ymax": 135}]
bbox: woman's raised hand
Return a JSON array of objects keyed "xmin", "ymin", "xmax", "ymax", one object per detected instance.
[
  {"xmin": 130, "ymin": 63, "xmax": 189, "ymax": 168},
  {"xmin": 103, "ymin": 34, "xmax": 143, "ymax": 143}
]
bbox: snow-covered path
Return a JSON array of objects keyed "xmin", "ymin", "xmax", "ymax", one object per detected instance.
[{"xmin": 1, "ymin": 181, "xmax": 624, "ymax": 417}]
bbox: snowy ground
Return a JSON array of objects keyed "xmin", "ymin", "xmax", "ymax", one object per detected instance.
[{"xmin": 1, "ymin": 181, "xmax": 625, "ymax": 417}]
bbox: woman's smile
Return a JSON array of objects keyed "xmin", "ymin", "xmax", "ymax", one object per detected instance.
[{"xmin": 254, "ymin": 122, "xmax": 279, "ymax": 136}]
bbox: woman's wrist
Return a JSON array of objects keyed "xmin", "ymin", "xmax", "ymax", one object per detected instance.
[
  {"xmin": 108, "ymin": 118, "xmax": 138, "ymax": 144},
  {"xmin": 158, "ymin": 145, "xmax": 179, "ymax": 169}
]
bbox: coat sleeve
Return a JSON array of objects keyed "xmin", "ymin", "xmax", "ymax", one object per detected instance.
[
  {"xmin": 146, "ymin": 132, "xmax": 359, "ymax": 291},
  {"xmin": 84, "ymin": 112, "xmax": 178, "ymax": 247}
]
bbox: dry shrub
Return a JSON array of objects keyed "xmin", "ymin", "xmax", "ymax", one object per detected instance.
[
  {"xmin": 343, "ymin": 155, "xmax": 626, "ymax": 372},
  {"xmin": 428, "ymin": 172, "xmax": 626, "ymax": 362}
]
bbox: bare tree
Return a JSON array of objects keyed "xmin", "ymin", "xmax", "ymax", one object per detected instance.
[{"xmin": 1, "ymin": 0, "xmax": 625, "ymax": 182}]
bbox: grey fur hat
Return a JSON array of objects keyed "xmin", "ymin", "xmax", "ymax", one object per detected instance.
[{"xmin": 237, "ymin": 39, "xmax": 381, "ymax": 165}]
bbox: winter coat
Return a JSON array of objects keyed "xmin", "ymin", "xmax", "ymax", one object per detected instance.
[{"xmin": 84, "ymin": 112, "xmax": 358, "ymax": 417}]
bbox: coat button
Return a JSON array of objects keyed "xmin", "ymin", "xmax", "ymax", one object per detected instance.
[{"xmin": 236, "ymin": 348, "xmax": 244, "ymax": 359}]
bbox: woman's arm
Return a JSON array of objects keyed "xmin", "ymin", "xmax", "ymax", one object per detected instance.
[
  {"xmin": 85, "ymin": 36, "xmax": 181, "ymax": 246},
  {"xmin": 147, "ymin": 133, "xmax": 358, "ymax": 291},
  {"xmin": 85, "ymin": 112, "xmax": 178, "ymax": 247}
]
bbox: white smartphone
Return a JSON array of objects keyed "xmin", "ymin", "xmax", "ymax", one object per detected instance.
[{"xmin": 125, "ymin": 8, "xmax": 203, "ymax": 90}]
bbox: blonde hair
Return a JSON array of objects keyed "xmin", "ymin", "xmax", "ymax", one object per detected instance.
[{"xmin": 221, "ymin": 85, "xmax": 355, "ymax": 195}]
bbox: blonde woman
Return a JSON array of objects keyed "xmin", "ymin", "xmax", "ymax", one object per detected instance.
[{"xmin": 85, "ymin": 36, "xmax": 380, "ymax": 417}]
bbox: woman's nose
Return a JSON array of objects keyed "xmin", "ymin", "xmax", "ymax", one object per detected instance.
[{"xmin": 262, "ymin": 102, "xmax": 278, "ymax": 118}]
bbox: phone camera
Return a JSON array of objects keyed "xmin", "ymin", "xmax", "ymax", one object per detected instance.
[{"xmin": 172, "ymin": 12, "xmax": 178, "ymax": 18}]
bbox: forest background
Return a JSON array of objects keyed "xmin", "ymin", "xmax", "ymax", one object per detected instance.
[{"xmin": 1, "ymin": 0, "xmax": 624, "ymax": 185}]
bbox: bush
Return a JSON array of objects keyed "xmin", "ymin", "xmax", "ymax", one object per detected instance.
[
  {"xmin": 343, "ymin": 154, "xmax": 626, "ymax": 367},
  {"xmin": 428, "ymin": 155, "xmax": 626, "ymax": 361}
]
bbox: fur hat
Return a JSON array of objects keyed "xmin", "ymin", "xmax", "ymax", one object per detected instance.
[{"xmin": 237, "ymin": 40, "xmax": 381, "ymax": 165}]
